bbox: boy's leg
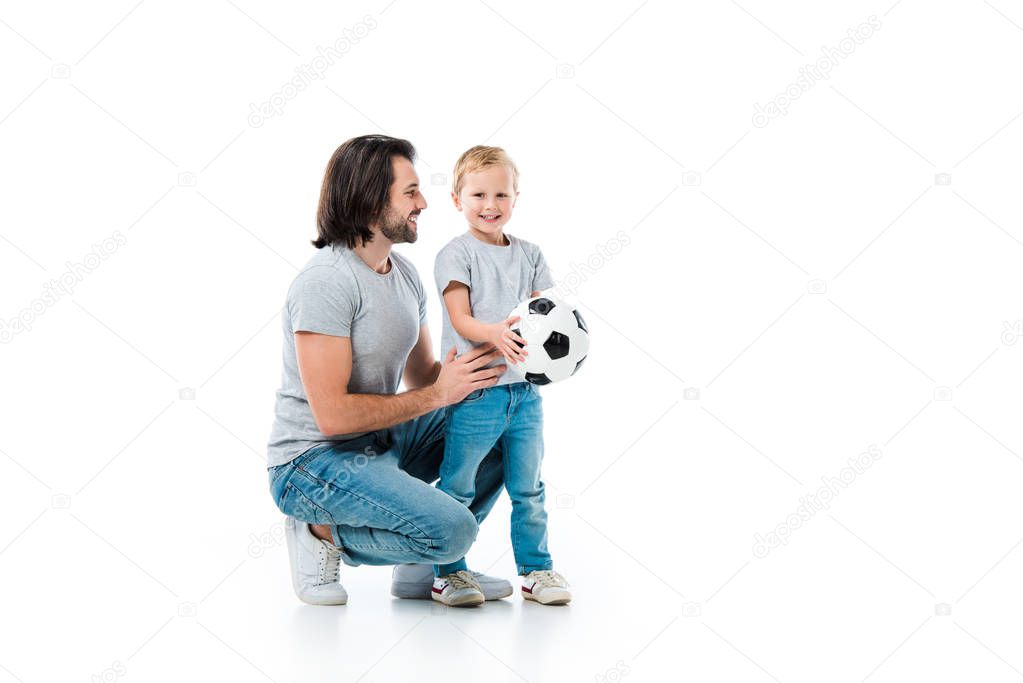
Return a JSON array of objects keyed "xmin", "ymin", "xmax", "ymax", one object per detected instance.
[
  {"xmin": 500, "ymin": 384, "xmax": 553, "ymax": 575},
  {"xmin": 429, "ymin": 388, "xmax": 509, "ymax": 576},
  {"xmin": 269, "ymin": 435, "xmax": 479, "ymax": 567},
  {"xmin": 388, "ymin": 403, "xmax": 506, "ymax": 524}
]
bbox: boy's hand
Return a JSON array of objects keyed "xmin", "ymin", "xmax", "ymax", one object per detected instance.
[
  {"xmin": 487, "ymin": 316, "xmax": 529, "ymax": 366},
  {"xmin": 432, "ymin": 345, "xmax": 506, "ymax": 406}
]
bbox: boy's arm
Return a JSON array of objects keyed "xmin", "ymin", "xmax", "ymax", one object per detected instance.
[{"xmin": 442, "ymin": 282, "xmax": 527, "ymax": 365}]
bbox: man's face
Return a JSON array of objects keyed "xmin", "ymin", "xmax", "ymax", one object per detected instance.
[{"xmin": 376, "ymin": 156, "xmax": 427, "ymax": 244}]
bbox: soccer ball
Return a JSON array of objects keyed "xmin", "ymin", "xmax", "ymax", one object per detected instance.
[{"xmin": 506, "ymin": 295, "xmax": 589, "ymax": 385}]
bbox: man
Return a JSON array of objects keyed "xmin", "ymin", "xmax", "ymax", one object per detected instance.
[{"xmin": 266, "ymin": 135, "xmax": 510, "ymax": 605}]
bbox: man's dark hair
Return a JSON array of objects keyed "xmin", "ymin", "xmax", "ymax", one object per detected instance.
[{"xmin": 313, "ymin": 135, "xmax": 417, "ymax": 249}]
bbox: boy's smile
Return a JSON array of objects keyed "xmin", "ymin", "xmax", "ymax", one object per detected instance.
[{"xmin": 452, "ymin": 165, "xmax": 518, "ymax": 245}]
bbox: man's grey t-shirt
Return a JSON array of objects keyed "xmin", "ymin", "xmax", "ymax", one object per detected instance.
[
  {"xmin": 266, "ymin": 244, "xmax": 427, "ymax": 467},
  {"xmin": 434, "ymin": 232, "xmax": 554, "ymax": 387}
]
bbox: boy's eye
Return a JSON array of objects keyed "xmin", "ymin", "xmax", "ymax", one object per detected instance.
[{"xmin": 473, "ymin": 193, "xmax": 484, "ymax": 198}]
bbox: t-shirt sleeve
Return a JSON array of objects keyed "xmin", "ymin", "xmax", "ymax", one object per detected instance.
[
  {"xmin": 434, "ymin": 242, "xmax": 471, "ymax": 295},
  {"xmin": 532, "ymin": 247, "xmax": 555, "ymax": 292},
  {"xmin": 416, "ymin": 274, "xmax": 428, "ymax": 327},
  {"xmin": 289, "ymin": 277, "xmax": 357, "ymax": 337}
]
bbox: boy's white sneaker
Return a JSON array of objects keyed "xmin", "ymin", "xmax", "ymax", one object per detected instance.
[
  {"xmin": 521, "ymin": 570, "xmax": 572, "ymax": 605},
  {"xmin": 431, "ymin": 570, "xmax": 485, "ymax": 607},
  {"xmin": 391, "ymin": 563, "xmax": 512, "ymax": 600},
  {"xmin": 285, "ymin": 516, "xmax": 348, "ymax": 606}
]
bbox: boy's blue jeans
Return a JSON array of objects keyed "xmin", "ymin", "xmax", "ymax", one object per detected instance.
[{"xmin": 435, "ymin": 382, "xmax": 553, "ymax": 577}]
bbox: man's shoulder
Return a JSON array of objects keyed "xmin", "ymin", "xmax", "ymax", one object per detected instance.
[{"xmin": 288, "ymin": 246, "xmax": 355, "ymax": 296}]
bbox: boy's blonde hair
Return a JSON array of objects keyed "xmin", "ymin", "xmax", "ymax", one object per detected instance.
[{"xmin": 452, "ymin": 145, "xmax": 519, "ymax": 195}]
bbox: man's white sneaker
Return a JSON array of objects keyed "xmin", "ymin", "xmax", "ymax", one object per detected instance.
[
  {"xmin": 391, "ymin": 563, "xmax": 512, "ymax": 600},
  {"xmin": 284, "ymin": 516, "xmax": 348, "ymax": 606},
  {"xmin": 521, "ymin": 570, "xmax": 571, "ymax": 605},
  {"xmin": 431, "ymin": 570, "xmax": 485, "ymax": 607}
]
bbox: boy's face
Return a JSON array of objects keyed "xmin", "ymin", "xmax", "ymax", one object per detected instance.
[{"xmin": 452, "ymin": 165, "xmax": 518, "ymax": 242}]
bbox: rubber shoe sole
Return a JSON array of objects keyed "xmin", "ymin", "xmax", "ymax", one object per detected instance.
[
  {"xmin": 431, "ymin": 587, "xmax": 484, "ymax": 607},
  {"xmin": 522, "ymin": 585, "xmax": 571, "ymax": 605},
  {"xmin": 392, "ymin": 577, "xmax": 512, "ymax": 601}
]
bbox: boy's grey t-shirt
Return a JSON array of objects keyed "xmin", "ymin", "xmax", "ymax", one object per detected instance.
[
  {"xmin": 434, "ymin": 232, "xmax": 554, "ymax": 386},
  {"xmin": 266, "ymin": 244, "xmax": 427, "ymax": 467}
]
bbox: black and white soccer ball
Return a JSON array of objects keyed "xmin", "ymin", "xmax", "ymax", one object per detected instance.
[{"xmin": 506, "ymin": 295, "xmax": 589, "ymax": 385}]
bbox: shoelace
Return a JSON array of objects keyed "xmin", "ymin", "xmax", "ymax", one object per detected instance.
[
  {"xmin": 318, "ymin": 543, "xmax": 341, "ymax": 584},
  {"xmin": 447, "ymin": 570, "xmax": 482, "ymax": 591},
  {"xmin": 529, "ymin": 570, "xmax": 567, "ymax": 588}
]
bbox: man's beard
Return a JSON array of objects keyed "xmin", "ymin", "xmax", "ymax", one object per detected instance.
[{"xmin": 379, "ymin": 207, "xmax": 418, "ymax": 244}]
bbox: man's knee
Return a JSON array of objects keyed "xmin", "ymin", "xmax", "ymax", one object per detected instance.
[{"xmin": 429, "ymin": 504, "xmax": 478, "ymax": 564}]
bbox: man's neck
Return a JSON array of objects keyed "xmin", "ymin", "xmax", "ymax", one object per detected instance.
[{"xmin": 353, "ymin": 232, "xmax": 393, "ymax": 274}]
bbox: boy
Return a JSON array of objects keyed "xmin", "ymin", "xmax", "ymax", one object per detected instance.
[{"xmin": 430, "ymin": 146, "xmax": 571, "ymax": 607}]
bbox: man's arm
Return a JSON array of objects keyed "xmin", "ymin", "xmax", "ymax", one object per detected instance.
[
  {"xmin": 403, "ymin": 324, "xmax": 441, "ymax": 390},
  {"xmin": 296, "ymin": 331, "xmax": 505, "ymax": 435}
]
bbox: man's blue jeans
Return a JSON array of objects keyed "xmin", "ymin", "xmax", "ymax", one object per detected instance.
[
  {"xmin": 435, "ymin": 382, "xmax": 553, "ymax": 577},
  {"xmin": 267, "ymin": 408, "xmax": 504, "ymax": 567}
]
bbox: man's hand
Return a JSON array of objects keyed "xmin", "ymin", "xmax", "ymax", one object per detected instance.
[
  {"xmin": 485, "ymin": 315, "xmax": 528, "ymax": 366},
  {"xmin": 432, "ymin": 345, "xmax": 507, "ymax": 406}
]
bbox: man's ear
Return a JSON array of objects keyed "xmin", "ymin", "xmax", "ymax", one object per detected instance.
[{"xmin": 451, "ymin": 191, "xmax": 461, "ymax": 210}]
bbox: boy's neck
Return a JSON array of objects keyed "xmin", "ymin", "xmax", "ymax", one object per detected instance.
[{"xmin": 467, "ymin": 227, "xmax": 509, "ymax": 246}]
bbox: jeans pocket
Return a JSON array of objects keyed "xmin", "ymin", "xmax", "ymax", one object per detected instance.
[
  {"xmin": 268, "ymin": 464, "xmax": 286, "ymax": 487},
  {"xmin": 461, "ymin": 388, "xmax": 486, "ymax": 403},
  {"xmin": 279, "ymin": 481, "xmax": 336, "ymax": 525}
]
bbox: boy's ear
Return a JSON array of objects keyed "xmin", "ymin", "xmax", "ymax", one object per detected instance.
[{"xmin": 451, "ymin": 191, "xmax": 461, "ymax": 210}]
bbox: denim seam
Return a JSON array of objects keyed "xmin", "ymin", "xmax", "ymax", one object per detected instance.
[
  {"xmin": 291, "ymin": 467, "xmax": 433, "ymax": 541},
  {"xmin": 343, "ymin": 540, "xmax": 437, "ymax": 552},
  {"xmin": 283, "ymin": 482, "xmax": 336, "ymax": 524}
]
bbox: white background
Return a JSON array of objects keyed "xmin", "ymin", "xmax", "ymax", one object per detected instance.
[{"xmin": 2, "ymin": 1, "xmax": 1023, "ymax": 681}]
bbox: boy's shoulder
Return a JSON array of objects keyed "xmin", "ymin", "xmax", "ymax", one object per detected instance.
[
  {"xmin": 435, "ymin": 232, "xmax": 473, "ymax": 260},
  {"xmin": 435, "ymin": 232, "xmax": 545, "ymax": 262},
  {"xmin": 508, "ymin": 233, "xmax": 544, "ymax": 255}
]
